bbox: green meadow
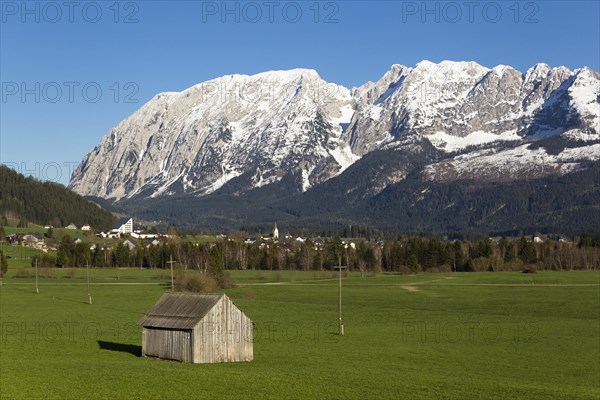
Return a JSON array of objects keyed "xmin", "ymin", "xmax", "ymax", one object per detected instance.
[{"xmin": 1, "ymin": 270, "xmax": 598, "ymax": 399}]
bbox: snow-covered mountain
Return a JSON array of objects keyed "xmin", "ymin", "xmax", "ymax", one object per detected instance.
[
  {"xmin": 345, "ymin": 61, "xmax": 598, "ymax": 154},
  {"xmin": 69, "ymin": 61, "xmax": 599, "ymax": 205},
  {"xmin": 70, "ymin": 69, "xmax": 356, "ymax": 200}
]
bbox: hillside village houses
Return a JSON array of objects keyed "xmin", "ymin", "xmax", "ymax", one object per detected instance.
[
  {"xmin": 96, "ymin": 217, "xmax": 160, "ymax": 240},
  {"xmin": 64, "ymin": 223, "xmax": 93, "ymax": 231},
  {"xmin": 2, "ymin": 218, "xmax": 344, "ymax": 266},
  {"xmin": 131, "ymin": 231, "xmax": 161, "ymax": 239},
  {"xmin": 123, "ymin": 239, "xmax": 137, "ymax": 251},
  {"xmin": 240, "ymin": 223, "xmax": 320, "ymax": 252},
  {"xmin": 1, "ymin": 217, "xmax": 181, "ymax": 266},
  {"xmin": 6, "ymin": 233, "xmax": 49, "ymax": 252},
  {"xmin": 97, "ymin": 217, "xmax": 132, "ymax": 238}
]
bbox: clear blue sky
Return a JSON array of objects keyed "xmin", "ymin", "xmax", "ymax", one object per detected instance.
[{"xmin": 1, "ymin": 0, "xmax": 599, "ymax": 184}]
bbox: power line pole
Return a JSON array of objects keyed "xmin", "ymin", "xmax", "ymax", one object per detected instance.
[
  {"xmin": 334, "ymin": 256, "xmax": 347, "ymax": 336},
  {"xmin": 33, "ymin": 256, "xmax": 40, "ymax": 294},
  {"xmin": 167, "ymin": 255, "xmax": 176, "ymax": 291},
  {"xmin": 86, "ymin": 262, "xmax": 92, "ymax": 304}
]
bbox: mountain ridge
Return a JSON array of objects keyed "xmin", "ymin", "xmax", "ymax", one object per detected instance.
[{"xmin": 68, "ymin": 60, "xmax": 599, "ymax": 233}]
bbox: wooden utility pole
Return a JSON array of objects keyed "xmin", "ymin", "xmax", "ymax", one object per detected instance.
[
  {"xmin": 334, "ymin": 256, "xmax": 347, "ymax": 335},
  {"xmin": 453, "ymin": 252, "xmax": 456, "ymax": 273},
  {"xmin": 86, "ymin": 262, "xmax": 92, "ymax": 304},
  {"xmin": 34, "ymin": 257, "xmax": 39, "ymax": 294},
  {"xmin": 167, "ymin": 255, "xmax": 176, "ymax": 291}
]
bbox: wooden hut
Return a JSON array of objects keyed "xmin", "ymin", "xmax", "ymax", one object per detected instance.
[{"xmin": 137, "ymin": 292, "xmax": 253, "ymax": 364}]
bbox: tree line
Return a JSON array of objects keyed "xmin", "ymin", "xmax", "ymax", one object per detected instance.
[{"xmin": 30, "ymin": 234, "xmax": 600, "ymax": 273}]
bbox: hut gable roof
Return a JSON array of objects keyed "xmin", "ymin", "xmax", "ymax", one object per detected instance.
[{"xmin": 137, "ymin": 293, "xmax": 225, "ymax": 330}]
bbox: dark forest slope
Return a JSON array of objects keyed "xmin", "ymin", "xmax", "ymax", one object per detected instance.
[{"xmin": 0, "ymin": 166, "xmax": 114, "ymax": 230}]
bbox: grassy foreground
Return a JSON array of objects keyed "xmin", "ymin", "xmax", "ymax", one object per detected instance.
[{"xmin": 1, "ymin": 270, "xmax": 598, "ymax": 399}]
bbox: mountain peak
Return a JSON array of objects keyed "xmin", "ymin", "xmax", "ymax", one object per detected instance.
[
  {"xmin": 415, "ymin": 60, "xmax": 487, "ymax": 71},
  {"xmin": 575, "ymin": 66, "xmax": 599, "ymax": 77},
  {"xmin": 415, "ymin": 59, "xmax": 437, "ymax": 69},
  {"xmin": 491, "ymin": 64, "xmax": 518, "ymax": 77},
  {"xmin": 525, "ymin": 63, "xmax": 551, "ymax": 80},
  {"xmin": 253, "ymin": 68, "xmax": 321, "ymax": 81}
]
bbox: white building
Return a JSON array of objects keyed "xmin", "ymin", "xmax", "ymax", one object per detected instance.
[{"xmin": 111, "ymin": 218, "xmax": 133, "ymax": 235}]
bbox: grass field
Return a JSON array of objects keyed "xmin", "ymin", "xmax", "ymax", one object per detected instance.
[
  {"xmin": 0, "ymin": 242, "xmax": 45, "ymax": 268},
  {"xmin": 1, "ymin": 270, "xmax": 598, "ymax": 399}
]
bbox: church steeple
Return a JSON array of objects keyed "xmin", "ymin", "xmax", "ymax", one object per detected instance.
[{"xmin": 272, "ymin": 223, "xmax": 279, "ymax": 239}]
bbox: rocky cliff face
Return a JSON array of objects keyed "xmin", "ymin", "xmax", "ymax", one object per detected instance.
[
  {"xmin": 69, "ymin": 69, "xmax": 356, "ymax": 200},
  {"xmin": 69, "ymin": 61, "xmax": 599, "ymax": 203}
]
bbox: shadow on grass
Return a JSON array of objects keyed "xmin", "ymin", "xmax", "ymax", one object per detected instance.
[
  {"xmin": 8, "ymin": 286, "xmax": 40, "ymax": 295},
  {"xmin": 98, "ymin": 340, "xmax": 141, "ymax": 357},
  {"xmin": 97, "ymin": 305, "xmax": 146, "ymax": 315}
]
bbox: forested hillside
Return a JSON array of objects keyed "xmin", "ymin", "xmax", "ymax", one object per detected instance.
[
  {"xmin": 0, "ymin": 166, "xmax": 114, "ymax": 230},
  {"xmin": 118, "ymin": 155, "xmax": 600, "ymax": 236}
]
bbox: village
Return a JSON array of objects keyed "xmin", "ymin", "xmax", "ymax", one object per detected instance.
[
  {"xmin": 5, "ymin": 217, "xmax": 157, "ymax": 253},
  {"xmin": 3, "ymin": 218, "xmax": 327, "ymax": 255},
  {"xmin": 2, "ymin": 215, "xmax": 597, "ymax": 275},
  {"xmin": 2, "ymin": 217, "xmax": 370, "ymax": 273}
]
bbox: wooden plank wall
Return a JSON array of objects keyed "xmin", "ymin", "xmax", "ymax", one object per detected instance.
[
  {"xmin": 142, "ymin": 328, "xmax": 192, "ymax": 363},
  {"xmin": 193, "ymin": 297, "xmax": 253, "ymax": 363}
]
